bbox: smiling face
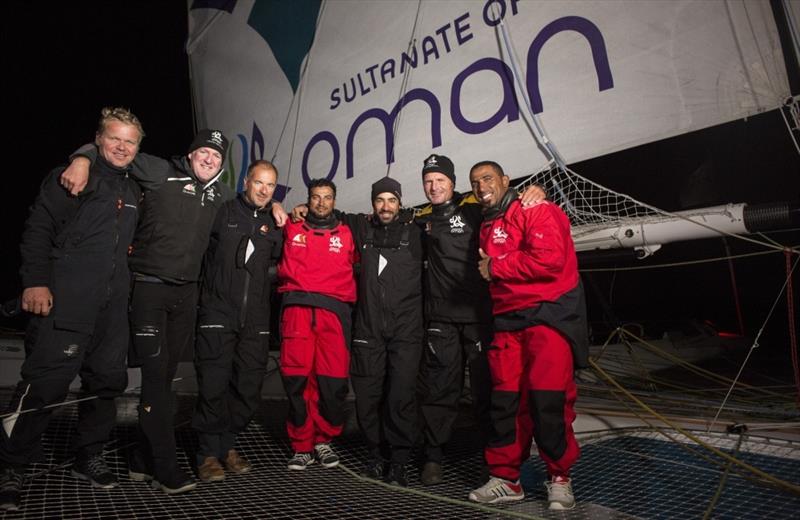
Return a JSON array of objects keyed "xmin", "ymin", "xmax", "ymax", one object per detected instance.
[
  {"xmin": 422, "ymin": 171, "xmax": 455, "ymax": 205},
  {"xmin": 95, "ymin": 120, "xmax": 141, "ymax": 168},
  {"xmin": 373, "ymin": 192, "xmax": 400, "ymax": 224},
  {"xmin": 244, "ymin": 165, "xmax": 277, "ymax": 209},
  {"xmin": 470, "ymin": 164, "xmax": 509, "ymax": 208},
  {"xmin": 308, "ymin": 185, "xmax": 335, "ymax": 219},
  {"xmin": 188, "ymin": 146, "xmax": 223, "ymax": 182}
]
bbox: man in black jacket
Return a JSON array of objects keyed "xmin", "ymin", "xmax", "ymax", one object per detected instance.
[
  {"xmin": 193, "ymin": 160, "xmax": 283, "ymax": 482},
  {"xmin": 416, "ymin": 154, "xmax": 546, "ymax": 486},
  {"xmin": 345, "ymin": 177, "xmax": 424, "ymax": 487},
  {"xmin": 416, "ymin": 154, "xmax": 493, "ymax": 486},
  {"xmin": 61, "ymin": 129, "xmax": 234, "ymax": 494},
  {"xmin": 1, "ymin": 108, "xmax": 144, "ymax": 511}
]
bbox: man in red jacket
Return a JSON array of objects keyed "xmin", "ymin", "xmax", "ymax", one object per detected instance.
[
  {"xmin": 277, "ymin": 179, "xmax": 357, "ymax": 470},
  {"xmin": 466, "ymin": 161, "xmax": 588, "ymax": 511}
]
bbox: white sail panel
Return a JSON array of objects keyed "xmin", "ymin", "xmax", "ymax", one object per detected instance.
[{"xmin": 188, "ymin": 0, "xmax": 790, "ymax": 212}]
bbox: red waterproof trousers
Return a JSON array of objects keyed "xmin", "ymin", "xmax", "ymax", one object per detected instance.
[
  {"xmin": 279, "ymin": 306, "xmax": 350, "ymax": 453},
  {"xmin": 485, "ymin": 324, "xmax": 579, "ymax": 481}
]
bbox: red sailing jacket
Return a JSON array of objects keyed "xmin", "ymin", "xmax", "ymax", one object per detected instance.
[
  {"xmin": 480, "ymin": 199, "xmax": 579, "ymax": 315},
  {"xmin": 277, "ymin": 219, "xmax": 357, "ymax": 303}
]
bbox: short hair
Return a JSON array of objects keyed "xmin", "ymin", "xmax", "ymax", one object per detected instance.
[
  {"xmin": 307, "ymin": 178, "xmax": 337, "ymax": 199},
  {"xmin": 97, "ymin": 107, "xmax": 145, "ymax": 142},
  {"xmin": 247, "ymin": 159, "xmax": 278, "ymax": 178},
  {"xmin": 470, "ymin": 160, "xmax": 505, "ymax": 178}
]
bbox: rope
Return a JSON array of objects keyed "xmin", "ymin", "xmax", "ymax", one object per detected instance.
[
  {"xmin": 702, "ymin": 428, "xmax": 745, "ymax": 520},
  {"xmin": 708, "ymin": 253, "xmax": 800, "ymax": 430},
  {"xmin": 385, "ymin": 0, "xmax": 423, "ymax": 179},
  {"xmin": 589, "ymin": 358, "xmax": 800, "ymax": 496},
  {"xmin": 581, "ymin": 244, "xmax": 798, "ymax": 274},
  {"xmin": 336, "ymin": 463, "xmax": 547, "ymax": 520},
  {"xmin": 786, "ymin": 249, "xmax": 800, "ymax": 407}
]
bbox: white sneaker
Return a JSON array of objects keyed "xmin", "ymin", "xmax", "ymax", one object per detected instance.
[
  {"xmin": 287, "ymin": 452, "xmax": 315, "ymax": 471},
  {"xmin": 468, "ymin": 476, "xmax": 524, "ymax": 504},
  {"xmin": 313, "ymin": 443, "xmax": 340, "ymax": 468},
  {"xmin": 545, "ymin": 476, "xmax": 575, "ymax": 510}
]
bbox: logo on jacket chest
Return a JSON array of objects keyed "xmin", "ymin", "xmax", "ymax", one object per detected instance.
[
  {"xmin": 492, "ymin": 226, "xmax": 508, "ymax": 244},
  {"xmin": 291, "ymin": 233, "xmax": 307, "ymax": 247},
  {"xmin": 329, "ymin": 236, "xmax": 343, "ymax": 253},
  {"xmin": 259, "ymin": 224, "xmax": 270, "ymax": 235},
  {"xmin": 449, "ymin": 215, "xmax": 466, "ymax": 234},
  {"xmin": 182, "ymin": 183, "xmax": 196, "ymax": 196}
]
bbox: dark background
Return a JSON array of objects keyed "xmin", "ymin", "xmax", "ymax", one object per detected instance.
[{"xmin": 2, "ymin": 2, "xmax": 798, "ymax": 356}]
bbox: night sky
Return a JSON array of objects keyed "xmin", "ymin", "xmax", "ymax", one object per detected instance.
[{"xmin": 2, "ymin": 2, "xmax": 798, "ymax": 352}]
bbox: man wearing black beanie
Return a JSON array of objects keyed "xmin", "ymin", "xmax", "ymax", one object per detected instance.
[
  {"xmin": 289, "ymin": 175, "xmax": 423, "ymax": 486},
  {"xmin": 347, "ymin": 176, "xmax": 424, "ymax": 487},
  {"xmin": 416, "ymin": 153, "xmax": 546, "ymax": 487}
]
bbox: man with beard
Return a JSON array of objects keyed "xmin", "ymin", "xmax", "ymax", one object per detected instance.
[
  {"xmin": 193, "ymin": 160, "xmax": 284, "ymax": 482},
  {"xmin": 290, "ymin": 177, "xmax": 424, "ymax": 486},
  {"xmin": 466, "ymin": 161, "xmax": 588, "ymax": 511},
  {"xmin": 346, "ymin": 177, "xmax": 424, "ymax": 487},
  {"xmin": 1, "ymin": 108, "xmax": 144, "ymax": 511},
  {"xmin": 278, "ymin": 179, "xmax": 357, "ymax": 472}
]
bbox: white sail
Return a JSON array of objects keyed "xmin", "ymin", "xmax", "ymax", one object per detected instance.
[{"xmin": 187, "ymin": 0, "xmax": 791, "ymax": 215}]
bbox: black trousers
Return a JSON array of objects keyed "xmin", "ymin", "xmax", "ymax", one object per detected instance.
[
  {"xmin": 192, "ymin": 322, "xmax": 270, "ymax": 464},
  {"xmin": 128, "ymin": 280, "xmax": 197, "ymax": 478},
  {"xmin": 350, "ymin": 333, "xmax": 422, "ymax": 465},
  {"xmin": 419, "ymin": 321, "xmax": 493, "ymax": 462},
  {"xmin": 1, "ymin": 297, "xmax": 128, "ymax": 466}
]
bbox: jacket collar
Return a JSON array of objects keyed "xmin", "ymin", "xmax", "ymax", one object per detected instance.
[{"xmin": 482, "ymin": 189, "xmax": 518, "ymax": 221}]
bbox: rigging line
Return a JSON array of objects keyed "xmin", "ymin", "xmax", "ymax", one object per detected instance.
[
  {"xmin": 0, "ymin": 376, "xmax": 189, "ymax": 420},
  {"xmin": 386, "ymin": 0, "xmax": 424, "ymax": 178},
  {"xmin": 779, "ymin": 98, "xmax": 800, "ymax": 156},
  {"xmin": 755, "ymin": 231, "xmax": 788, "ymax": 249},
  {"xmin": 708, "ymin": 253, "xmax": 800, "ymax": 432},
  {"xmin": 589, "ymin": 358, "xmax": 800, "ymax": 495},
  {"xmin": 335, "ymin": 463, "xmax": 548, "ymax": 520},
  {"xmin": 271, "ymin": 0, "xmax": 329, "ymax": 187},
  {"xmin": 702, "ymin": 429, "xmax": 746, "ymax": 520},
  {"xmin": 723, "ymin": 0, "xmax": 762, "ymax": 112},
  {"xmin": 492, "ymin": 9, "xmax": 584, "ymax": 223},
  {"xmin": 616, "ymin": 327, "xmax": 786, "ymax": 397},
  {"xmin": 185, "ymin": 8, "xmax": 226, "ymax": 54},
  {"xmin": 491, "ymin": 5, "xmax": 565, "ymax": 168},
  {"xmin": 580, "ymin": 246, "xmax": 794, "ymax": 273}
]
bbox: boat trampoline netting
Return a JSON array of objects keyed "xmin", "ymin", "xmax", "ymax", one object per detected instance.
[{"xmin": 1, "ymin": 390, "xmax": 797, "ymax": 520}]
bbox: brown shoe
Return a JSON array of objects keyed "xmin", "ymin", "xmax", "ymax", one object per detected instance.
[
  {"xmin": 224, "ymin": 449, "xmax": 252, "ymax": 474},
  {"xmin": 197, "ymin": 457, "xmax": 225, "ymax": 482}
]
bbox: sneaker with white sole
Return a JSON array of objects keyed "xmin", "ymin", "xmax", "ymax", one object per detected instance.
[
  {"xmin": 545, "ymin": 476, "xmax": 575, "ymax": 510},
  {"xmin": 313, "ymin": 443, "xmax": 339, "ymax": 468},
  {"xmin": 287, "ymin": 452, "xmax": 315, "ymax": 470},
  {"xmin": 71, "ymin": 454, "xmax": 118, "ymax": 489},
  {"xmin": 1, "ymin": 466, "xmax": 24, "ymax": 511},
  {"xmin": 468, "ymin": 476, "xmax": 524, "ymax": 504}
]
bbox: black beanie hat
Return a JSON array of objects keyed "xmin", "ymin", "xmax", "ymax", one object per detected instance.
[
  {"xmin": 371, "ymin": 176, "xmax": 402, "ymax": 202},
  {"xmin": 421, "ymin": 154, "xmax": 455, "ymax": 184},
  {"xmin": 188, "ymin": 129, "xmax": 229, "ymax": 156}
]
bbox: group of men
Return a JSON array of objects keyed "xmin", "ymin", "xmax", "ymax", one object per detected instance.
[{"xmin": 1, "ymin": 106, "xmax": 588, "ymax": 513}]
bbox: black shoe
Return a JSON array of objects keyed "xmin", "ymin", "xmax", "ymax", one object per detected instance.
[
  {"xmin": 151, "ymin": 467, "xmax": 197, "ymax": 495},
  {"xmin": 360, "ymin": 458, "xmax": 384, "ymax": 480},
  {"xmin": 1, "ymin": 466, "xmax": 24, "ymax": 511},
  {"xmin": 128, "ymin": 449, "xmax": 154, "ymax": 482},
  {"xmin": 420, "ymin": 461, "xmax": 443, "ymax": 486},
  {"xmin": 385, "ymin": 463, "xmax": 408, "ymax": 487},
  {"xmin": 71, "ymin": 454, "xmax": 118, "ymax": 489}
]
